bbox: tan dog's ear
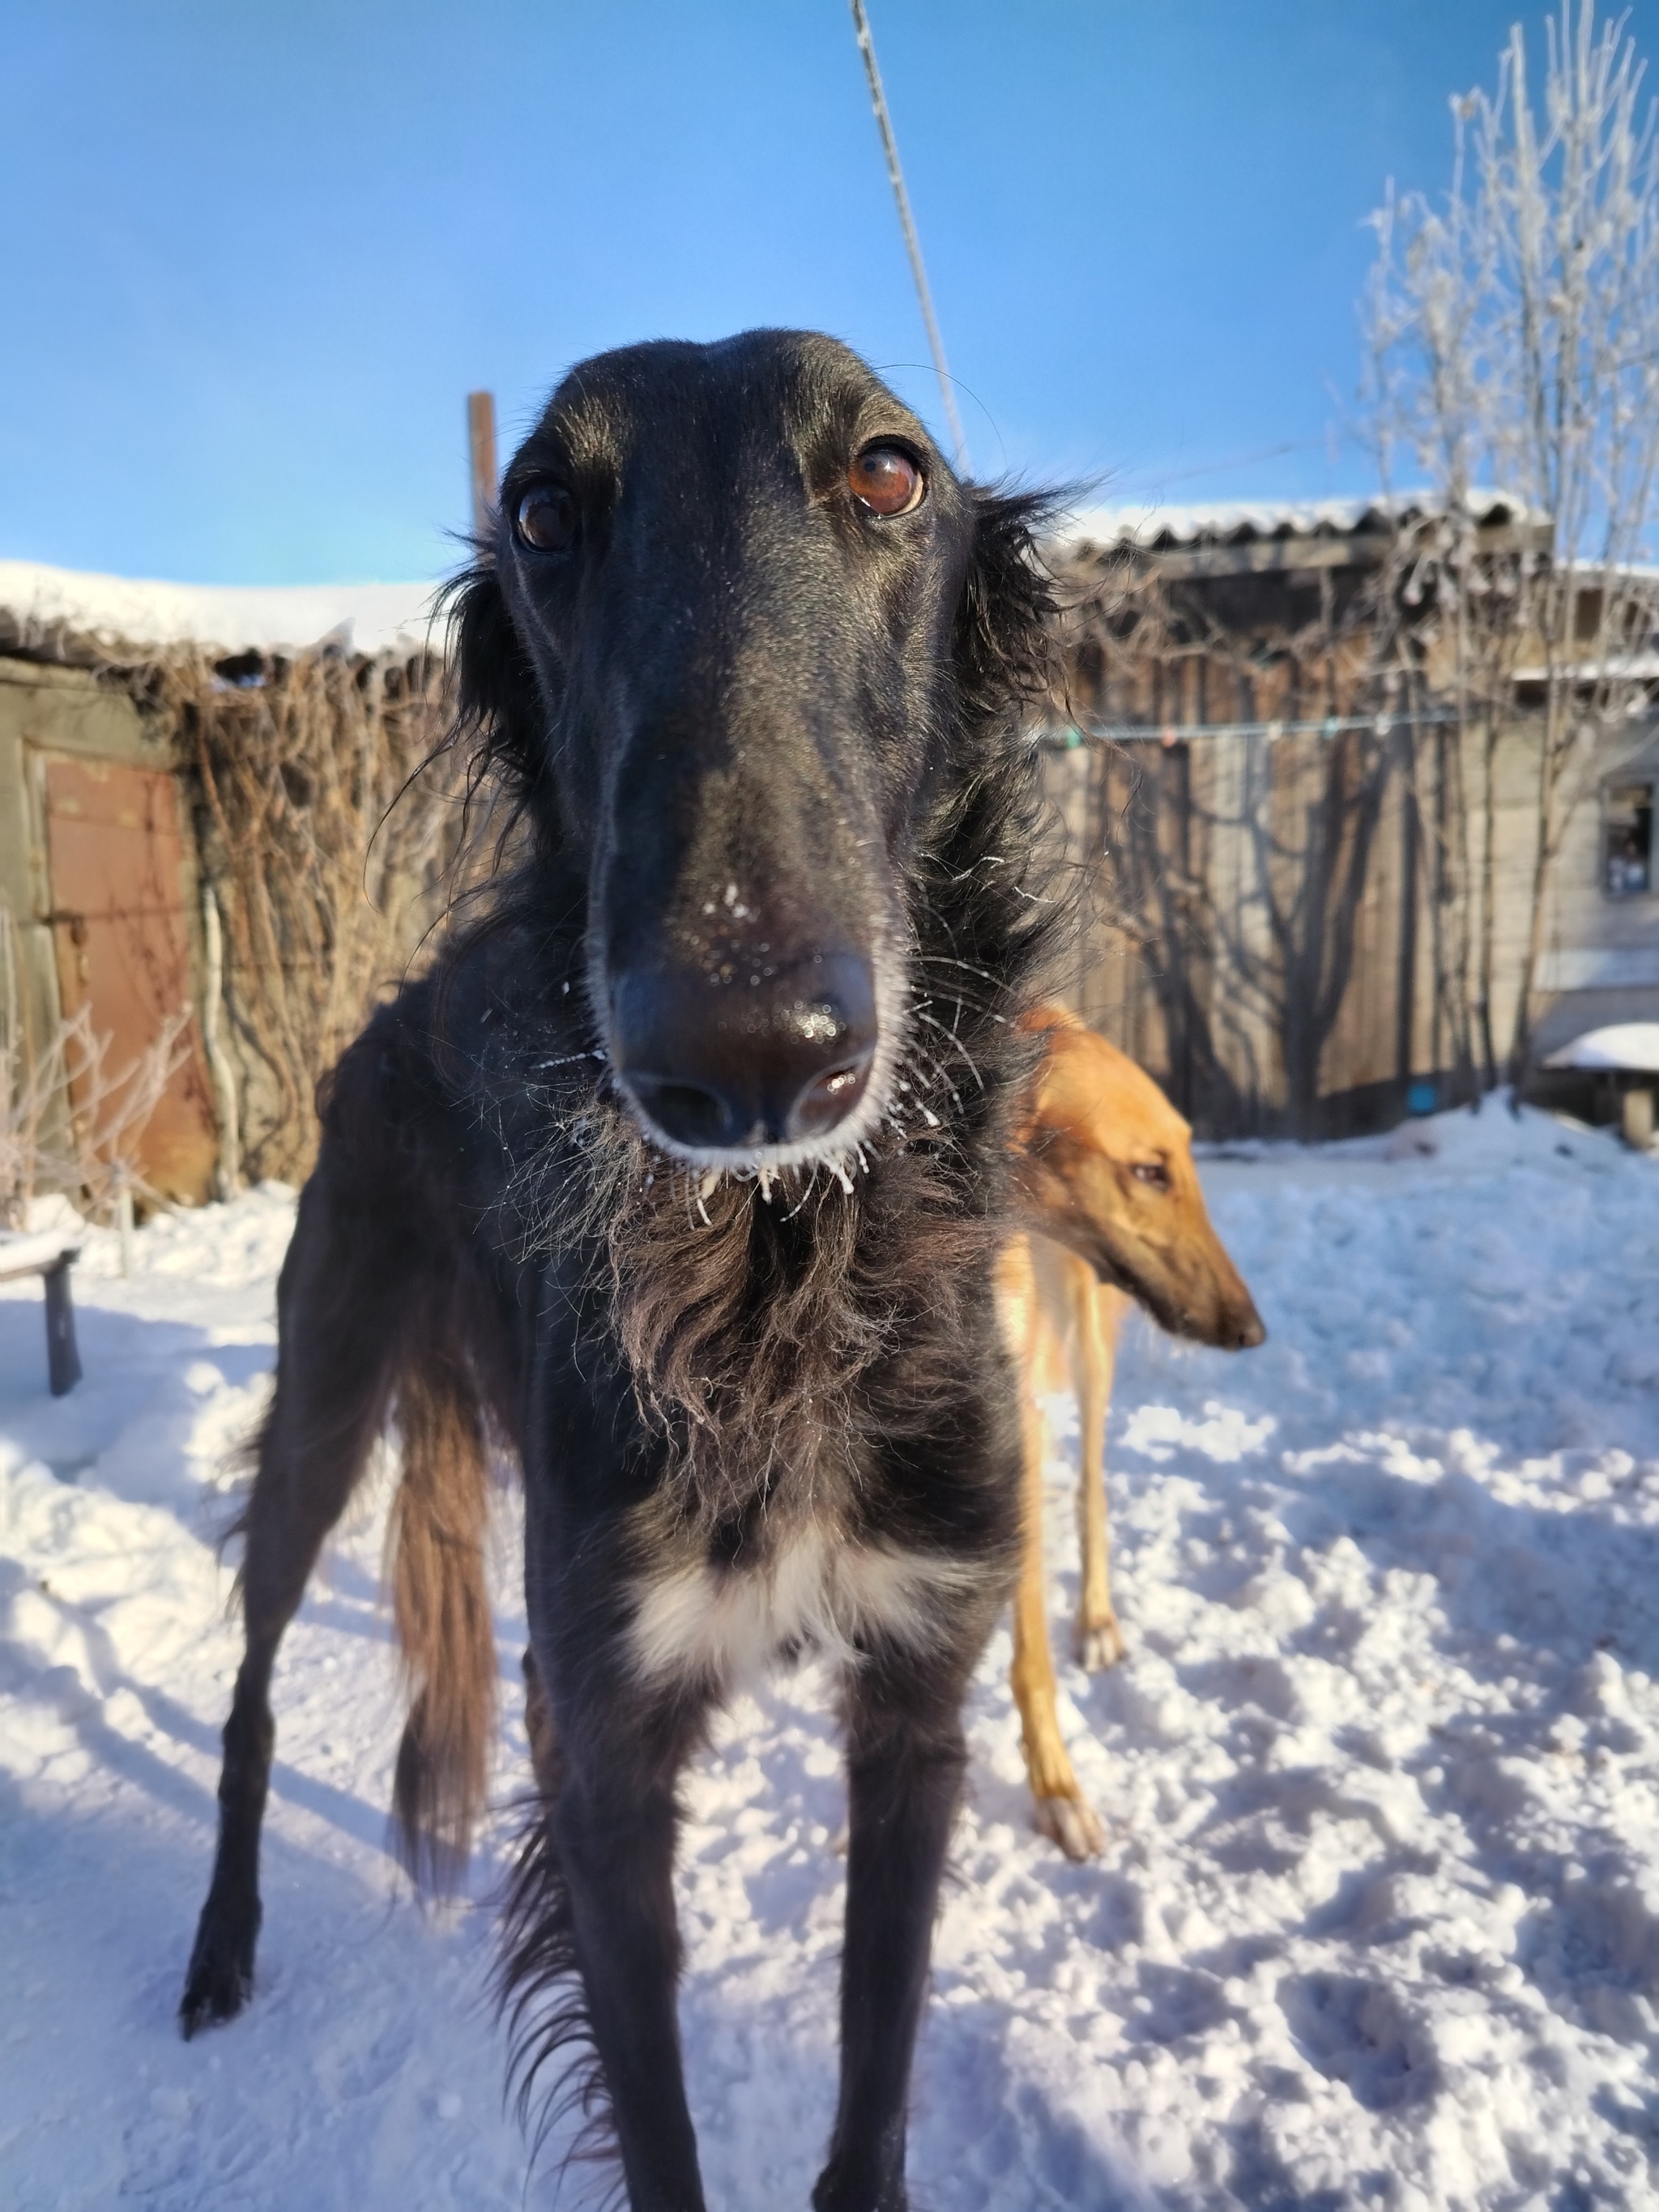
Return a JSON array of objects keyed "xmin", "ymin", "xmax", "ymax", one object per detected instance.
[
  {"xmin": 1010, "ymin": 1004, "xmax": 1078, "ymax": 1154},
  {"xmin": 1017, "ymin": 999, "xmax": 1085, "ymax": 1038}
]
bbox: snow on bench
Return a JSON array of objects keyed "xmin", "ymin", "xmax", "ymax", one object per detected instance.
[{"xmin": 1544, "ymin": 1020, "xmax": 1659, "ymax": 1073}]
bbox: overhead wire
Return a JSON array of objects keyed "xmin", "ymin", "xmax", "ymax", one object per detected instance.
[{"xmin": 847, "ymin": 0, "xmax": 969, "ymax": 470}]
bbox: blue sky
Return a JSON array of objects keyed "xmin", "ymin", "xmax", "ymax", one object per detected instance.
[{"xmin": 5, "ymin": 2, "xmax": 1652, "ymax": 584}]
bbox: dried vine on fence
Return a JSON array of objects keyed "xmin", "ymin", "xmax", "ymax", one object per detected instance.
[{"xmin": 149, "ymin": 645, "xmax": 471, "ymax": 1184}]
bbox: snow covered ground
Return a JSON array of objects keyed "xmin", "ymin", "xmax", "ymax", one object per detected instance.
[{"xmin": 2, "ymin": 1102, "xmax": 1657, "ymax": 2210}]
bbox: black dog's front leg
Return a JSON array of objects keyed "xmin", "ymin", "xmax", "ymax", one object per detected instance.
[
  {"xmin": 520, "ymin": 1607, "xmax": 710, "ymax": 2206},
  {"xmin": 552, "ymin": 1735, "xmax": 706, "ymax": 2212},
  {"xmin": 813, "ymin": 1646, "xmax": 981, "ymax": 2212},
  {"xmin": 518, "ymin": 1300, "xmax": 712, "ymax": 2212},
  {"xmin": 514, "ymin": 1651, "xmax": 710, "ymax": 2212}
]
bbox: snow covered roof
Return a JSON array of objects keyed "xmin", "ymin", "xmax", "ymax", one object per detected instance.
[
  {"xmin": 1054, "ymin": 490, "xmax": 1539, "ymax": 556},
  {"xmin": 0, "ymin": 558, "xmax": 445, "ymax": 666},
  {"xmin": 1544, "ymin": 1021, "xmax": 1659, "ymax": 1072}
]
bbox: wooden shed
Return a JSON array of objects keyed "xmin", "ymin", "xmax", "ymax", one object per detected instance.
[
  {"xmin": 1042, "ymin": 501, "xmax": 1659, "ymax": 1138},
  {"xmin": 0, "ymin": 561, "xmax": 442, "ymax": 1209}
]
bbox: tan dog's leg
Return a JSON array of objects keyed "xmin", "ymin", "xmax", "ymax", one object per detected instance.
[
  {"xmin": 1073, "ymin": 1270, "xmax": 1129, "ymax": 1671},
  {"xmin": 1003, "ymin": 1241, "xmax": 1105, "ymax": 1860},
  {"xmin": 1012, "ymin": 1390, "xmax": 1106, "ymax": 1860}
]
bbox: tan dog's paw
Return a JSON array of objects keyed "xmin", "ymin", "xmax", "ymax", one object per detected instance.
[
  {"xmin": 1034, "ymin": 1792, "xmax": 1106, "ymax": 1860},
  {"xmin": 1075, "ymin": 1614, "xmax": 1128, "ymax": 1672}
]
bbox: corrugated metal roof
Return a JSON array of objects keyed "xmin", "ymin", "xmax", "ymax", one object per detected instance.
[{"xmin": 1053, "ymin": 491, "xmax": 1538, "ymax": 554}]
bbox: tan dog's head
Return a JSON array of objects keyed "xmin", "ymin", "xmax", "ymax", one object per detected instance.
[{"xmin": 1014, "ymin": 1006, "xmax": 1265, "ymax": 1350}]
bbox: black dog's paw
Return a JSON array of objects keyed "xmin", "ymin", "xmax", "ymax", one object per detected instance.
[{"xmin": 178, "ymin": 1892, "xmax": 261, "ymax": 2038}]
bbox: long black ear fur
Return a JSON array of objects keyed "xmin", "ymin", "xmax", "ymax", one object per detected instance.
[
  {"xmin": 436, "ymin": 562, "xmax": 550, "ymax": 832},
  {"xmin": 954, "ymin": 485, "xmax": 1068, "ymax": 732}
]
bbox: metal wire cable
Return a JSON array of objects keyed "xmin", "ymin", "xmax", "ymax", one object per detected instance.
[{"xmin": 848, "ymin": 0, "xmax": 969, "ymax": 469}]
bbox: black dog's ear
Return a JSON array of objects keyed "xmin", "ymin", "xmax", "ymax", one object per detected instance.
[
  {"xmin": 437, "ymin": 561, "xmax": 548, "ymax": 809},
  {"xmin": 953, "ymin": 485, "xmax": 1065, "ymax": 732}
]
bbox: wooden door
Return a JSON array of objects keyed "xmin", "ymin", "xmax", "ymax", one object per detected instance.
[{"xmin": 41, "ymin": 757, "xmax": 217, "ymax": 1203}]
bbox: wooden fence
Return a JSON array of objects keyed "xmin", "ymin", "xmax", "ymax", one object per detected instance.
[
  {"xmin": 1041, "ymin": 715, "xmax": 1484, "ymax": 1140},
  {"xmin": 1042, "ymin": 511, "xmax": 1659, "ymax": 1140}
]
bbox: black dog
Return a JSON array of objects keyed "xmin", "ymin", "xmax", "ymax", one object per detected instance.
[{"xmin": 181, "ymin": 330, "xmax": 1061, "ymax": 2212}]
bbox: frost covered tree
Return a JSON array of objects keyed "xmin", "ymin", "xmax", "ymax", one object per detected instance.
[{"xmin": 1363, "ymin": 0, "xmax": 1659, "ymax": 1076}]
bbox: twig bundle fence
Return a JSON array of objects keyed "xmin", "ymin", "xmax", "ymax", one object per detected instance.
[{"xmin": 156, "ymin": 646, "xmax": 469, "ymax": 1184}]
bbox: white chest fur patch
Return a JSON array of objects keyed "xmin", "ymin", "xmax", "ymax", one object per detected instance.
[{"xmin": 628, "ymin": 1526, "xmax": 979, "ymax": 1691}]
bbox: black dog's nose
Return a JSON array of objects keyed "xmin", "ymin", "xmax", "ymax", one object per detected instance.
[{"xmin": 612, "ymin": 953, "xmax": 878, "ymax": 1152}]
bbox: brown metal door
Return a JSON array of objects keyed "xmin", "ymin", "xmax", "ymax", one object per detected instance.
[{"xmin": 42, "ymin": 757, "xmax": 218, "ymax": 1203}]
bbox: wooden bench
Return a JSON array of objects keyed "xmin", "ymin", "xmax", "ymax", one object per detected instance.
[{"xmin": 0, "ymin": 1229, "xmax": 83, "ymax": 1395}]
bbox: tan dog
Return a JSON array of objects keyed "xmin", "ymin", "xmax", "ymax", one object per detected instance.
[{"xmin": 999, "ymin": 1006, "xmax": 1265, "ymax": 1858}]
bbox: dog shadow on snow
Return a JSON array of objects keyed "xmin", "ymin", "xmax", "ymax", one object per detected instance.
[
  {"xmin": 910, "ymin": 1993, "xmax": 1160, "ymax": 2212},
  {"xmin": 0, "ymin": 1293, "xmax": 540, "ymax": 1898},
  {"xmin": 1, "ymin": 1291, "xmax": 1151, "ymax": 2210},
  {"xmin": 16, "ymin": 1286, "xmax": 1644, "ymax": 2208},
  {"xmin": 0, "ymin": 1757, "xmax": 534, "ymax": 2207},
  {"xmin": 0, "ymin": 1290, "xmax": 270, "ymax": 1505}
]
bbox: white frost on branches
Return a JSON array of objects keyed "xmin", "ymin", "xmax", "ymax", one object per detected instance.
[
  {"xmin": 1367, "ymin": 0, "xmax": 1659, "ymax": 572},
  {"xmin": 0, "ymin": 1000, "xmax": 193, "ymax": 1232},
  {"xmin": 1362, "ymin": 1, "xmax": 1659, "ymax": 1069}
]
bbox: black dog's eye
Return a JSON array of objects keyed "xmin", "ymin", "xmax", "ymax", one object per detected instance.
[
  {"xmin": 1132, "ymin": 1161, "xmax": 1171, "ymax": 1190},
  {"xmin": 514, "ymin": 484, "xmax": 578, "ymax": 553},
  {"xmin": 848, "ymin": 442, "xmax": 924, "ymax": 518}
]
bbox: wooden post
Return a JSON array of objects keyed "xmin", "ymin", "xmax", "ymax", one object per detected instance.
[
  {"xmin": 1623, "ymin": 1085, "xmax": 1655, "ymax": 1152},
  {"xmin": 1394, "ymin": 714, "xmax": 1419, "ymax": 1097},
  {"xmin": 43, "ymin": 1257, "xmax": 81, "ymax": 1396},
  {"xmin": 199, "ymin": 881, "xmax": 241, "ymax": 1199},
  {"xmin": 116, "ymin": 1170, "xmax": 135, "ymax": 1278},
  {"xmin": 467, "ymin": 390, "xmax": 497, "ymax": 540}
]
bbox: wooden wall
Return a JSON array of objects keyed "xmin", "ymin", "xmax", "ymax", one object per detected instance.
[{"xmin": 1041, "ymin": 709, "xmax": 1659, "ymax": 1138}]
